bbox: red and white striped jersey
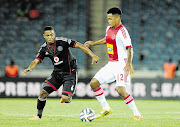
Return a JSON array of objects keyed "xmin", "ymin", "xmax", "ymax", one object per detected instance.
[{"xmin": 105, "ymin": 24, "xmax": 132, "ymax": 61}]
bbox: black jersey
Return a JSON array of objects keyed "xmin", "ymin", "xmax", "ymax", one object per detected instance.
[{"xmin": 36, "ymin": 37, "xmax": 77, "ymax": 73}]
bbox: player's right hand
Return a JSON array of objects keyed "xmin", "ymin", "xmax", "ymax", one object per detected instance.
[
  {"xmin": 130, "ymin": 63, "xmax": 135, "ymax": 74},
  {"xmin": 23, "ymin": 68, "xmax": 32, "ymax": 75},
  {"xmin": 84, "ymin": 41, "xmax": 93, "ymax": 48},
  {"xmin": 91, "ymin": 55, "xmax": 99, "ymax": 64}
]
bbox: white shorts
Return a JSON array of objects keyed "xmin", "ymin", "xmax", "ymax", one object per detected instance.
[{"xmin": 94, "ymin": 59, "xmax": 131, "ymax": 87}]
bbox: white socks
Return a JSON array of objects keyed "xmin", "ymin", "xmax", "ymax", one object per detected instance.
[
  {"xmin": 124, "ymin": 94, "xmax": 140, "ymax": 116},
  {"xmin": 93, "ymin": 87, "xmax": 111, "ymax": 111},
  {"xmin": 93, "ymin": 88, "xmax": 140, "ymax": 115}
]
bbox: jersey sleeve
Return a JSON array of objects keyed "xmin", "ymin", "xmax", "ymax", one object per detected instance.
[
  {"xmin": 56, "ymin": 37, "xmax": 77, "ymax": 48},
  {"xmin": 120, "ymin": 27, "xmax": 132, "ymax": 49},
  {"xmin": 35, "ymin": 47, "xmax": 45, "ymax": 62},
  {"xmin": 68, "ymin": 39, "xmax": 76, "ymax": 48}
]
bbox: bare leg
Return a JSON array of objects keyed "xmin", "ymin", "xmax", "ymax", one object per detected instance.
[
  {"xmin": 116, "ymin": 86, "xmax": 129, "ymax": 99},
  {"xmin": 90, "ymin": 78, "xmax": 101, "ymax": 91}
]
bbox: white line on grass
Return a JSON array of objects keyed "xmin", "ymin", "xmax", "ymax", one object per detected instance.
[
  {"xmin": 2, "ymin": 113, "xmax": 76, "ymax": 117},
  {"xmin": 2, "ymin": 112, "xmax": 180, "ymax": 117}
]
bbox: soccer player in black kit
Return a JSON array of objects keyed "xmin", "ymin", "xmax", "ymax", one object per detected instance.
[{"xmin": 23, "ymin": 26, "xmax": 99, "ymax": 120}]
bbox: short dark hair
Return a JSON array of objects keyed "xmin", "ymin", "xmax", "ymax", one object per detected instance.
[
  {"xmin": 10, "ymin": 59, "xmax": 15, "ymax": 66},
  {"xmin": 168, "ymin": 58, "xmax": 172, "ymax": 62},
  {"xmin": 107, "ymin": 7, "xmax": 122, "ymax": 16},
  {"xmin": 44, "ymin": 26, "xmax": 54, "ymax": 32}
]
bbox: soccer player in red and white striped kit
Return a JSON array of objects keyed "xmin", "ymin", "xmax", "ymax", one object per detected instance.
[{"xmin": 85, "ymin": 7, "xmax": 143, "ymax": 121}]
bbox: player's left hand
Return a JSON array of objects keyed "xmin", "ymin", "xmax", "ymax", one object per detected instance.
[
  {"xmin": 91, "ymin": 55, "xmax": 99, "ymax": 64},
  {"xmin": 124, "ymin": 63, "xmax": 133, "ymax": 74},
  {"xmin": 84, "ymin": 41, "xmax": 93, "ymax": 48}
]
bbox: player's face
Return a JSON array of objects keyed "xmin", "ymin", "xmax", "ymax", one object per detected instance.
[
  {"xmin": 43, "ymin": 30, "xmax": 56, "ymax": 44},
  {"xmin": 107, "ymin": 14, "xmax": 120, "ymax": 29}
]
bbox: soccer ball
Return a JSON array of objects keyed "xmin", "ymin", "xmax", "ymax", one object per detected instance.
[{"xmin": 80, "ymin": 108, "xmax": 95, "ymax": 122}]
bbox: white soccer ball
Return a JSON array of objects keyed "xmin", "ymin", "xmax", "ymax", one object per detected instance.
[{"xmin": 80, "ymin": 108, "xmax": 95, "ymax": 122}]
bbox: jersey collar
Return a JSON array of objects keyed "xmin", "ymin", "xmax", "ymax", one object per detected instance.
[
  {"xmin": 47, "ymin": 40, "xmax": 56, "ymax": 47},
  {"xmin": 110, "ymin": 24, "xmax": 123, "ymax": 30}
]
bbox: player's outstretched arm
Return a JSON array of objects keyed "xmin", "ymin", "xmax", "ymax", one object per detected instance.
[
  {"xmin": 23, "ymin": 59, "xmax": 40, "ymax": 75},
  {"xmin": 84, "ymin": 37, "xmax": 106, "ymax": 48},
  {"xmin": 75, "ymin": 42, "xmax": 99, "ymax": 64}
]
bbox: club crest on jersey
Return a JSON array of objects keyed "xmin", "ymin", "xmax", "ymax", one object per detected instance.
[
  {"xmin": 57, "ymin": 46, "xmax": 63, "ymax": 51},
  {"xmin": 54, "ymin": 57, "xmax": 59, "ymax": 62},
  {"xmin": 111, "ymin": 34, "xmax": 116, "ymax": 40}
]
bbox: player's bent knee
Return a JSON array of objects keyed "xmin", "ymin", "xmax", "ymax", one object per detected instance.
[
  {"xmin": 40, "ymin": 89, "xmax": 49, "ymax": 98},
  {"xmin": 90, "ymin": 78, "xmax": 100, "ymax": 90}
]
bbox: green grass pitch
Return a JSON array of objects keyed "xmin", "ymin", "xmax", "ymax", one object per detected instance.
[{"xmin": 0, "ymin": 99, "xmax": 180, "ymax": 127}]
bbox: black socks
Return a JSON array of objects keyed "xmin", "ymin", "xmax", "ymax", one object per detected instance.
[{"xmin": 37, "ymin": 97, "xmax": 47, "ymax": 118}]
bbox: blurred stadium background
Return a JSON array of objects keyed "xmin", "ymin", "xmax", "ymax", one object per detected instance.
[
  {"xmin": 0, "ymin": 0, "xmax": 180, "ymax": 78},
  {"xmin": 0, "ymin": 1, "xmax": 180, "ymax": 126}
]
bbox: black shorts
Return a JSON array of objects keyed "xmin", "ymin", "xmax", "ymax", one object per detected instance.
[{"xmin": 42, "ymin": 69, "xmax": 77, "ymax": 97}]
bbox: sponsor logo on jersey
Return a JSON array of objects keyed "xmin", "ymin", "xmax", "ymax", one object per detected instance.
[
  {"xmin": 54, "ymin": 61, "xmax": 63, "ymax": 65},
  {"xmin": 107, "ymin": 43, "xmax": 114, "ymax": 54},
  {"xmin": 57, "ymin": 46, "xmax": 63, "ymax": 51},
  {"xmin": 54, "ymin": 56, "xmax": 63, "ymax": 65},
  {"xmin": 54, "ymin": 57, "xmax": 59, "ymax": 62}
]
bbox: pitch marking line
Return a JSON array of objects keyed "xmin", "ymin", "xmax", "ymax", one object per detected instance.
[
  {"xmin": 2, "ymin": 113, "xmax": 76, "ymax": 117},
  {"xmin": 2, "ymin": 112, "xmax": 180, "ymax": 117}
]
